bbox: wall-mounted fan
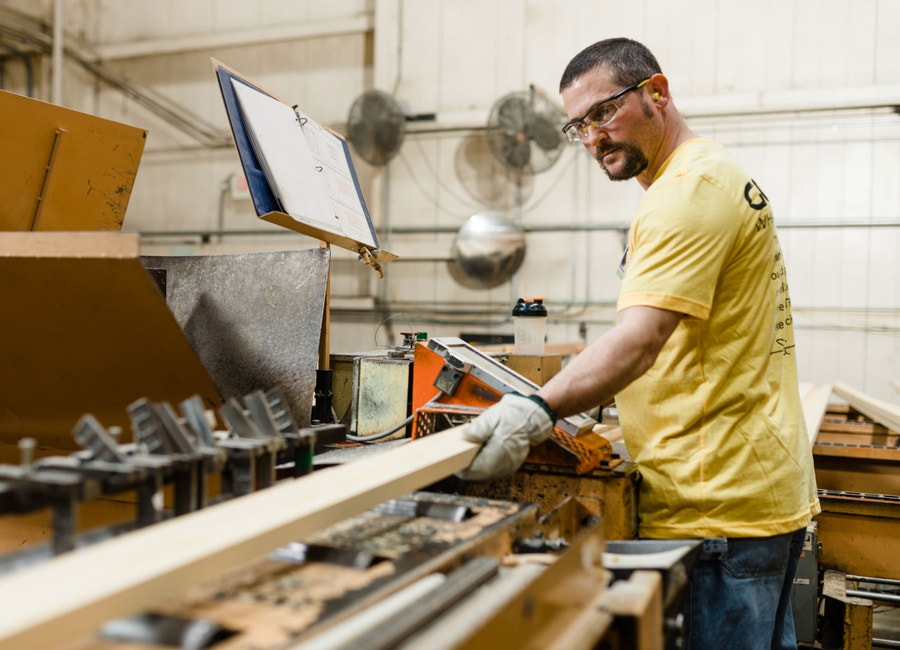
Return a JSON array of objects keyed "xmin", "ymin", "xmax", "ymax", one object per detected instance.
[
  {"xmin": 486, "ymin": 85, "xmax": 566, "ymax": 175},
  {"xmin": 346, "ymin": 90, "xmax": 407, "ymax": 166}
]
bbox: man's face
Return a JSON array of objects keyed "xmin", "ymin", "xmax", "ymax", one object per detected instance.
[{"xmin": 561, "ymin": 67, "xmax": 656, "ymax": 182}]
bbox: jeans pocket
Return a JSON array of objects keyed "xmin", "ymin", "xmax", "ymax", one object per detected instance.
[{"xmin": 720, "ymin": 533, "xmax": 792, "ymax": 579}]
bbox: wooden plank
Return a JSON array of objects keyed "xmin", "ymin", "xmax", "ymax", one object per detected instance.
[
  {"xmin": 593, "ymin": 424, "xmax": 623, "ymax": 443},
  {"xmin": 798, "ymin": 381, "xmax": 814, "ymax": 399},
  {"xmin": 816, "ymin": 429, "xmax": 897, "ymax": 448},
  {"xmin": 813, "ymin": 443, "xmax": 900, "ymax": 462},
  {"xmin": 832, "ymin": 382, "xmax": 900, "ymax": 434},
  {"xmin": 590, "ymin": 571, "xmax": 663, "ymax": 650},
  {"xmin": 0, "ymin": 429, "xmax": 479, "ymax": 650},
  {"xmin": 802, "ymin": 384, "xmax": 833, "ymax": 447}
]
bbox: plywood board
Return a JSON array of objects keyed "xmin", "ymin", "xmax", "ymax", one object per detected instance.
[
  {"xmin": 0, "ymin": 429, "xmax": 479, "ymax": 650},
  {"xmin": 0, "ymin": 232, "xmax": 221, "ymax": 450},
  {"xmin": 0, "ymin": 90, "xmax": 146, "ymax": 231}
]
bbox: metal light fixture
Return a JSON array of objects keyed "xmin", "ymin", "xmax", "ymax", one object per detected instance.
[{"xmin": 448, "ymin": 211, "xmax": 526, "ymax": 289}]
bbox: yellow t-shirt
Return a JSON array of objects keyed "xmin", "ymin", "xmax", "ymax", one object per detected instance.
[{"xmin": 615, "ymin": 138, "xmax": 820, "ymax": 539}]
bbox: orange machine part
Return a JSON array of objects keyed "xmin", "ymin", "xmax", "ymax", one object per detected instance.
[
  {"xmin": 412, "ymin": 342, "xmax": 501, "ymax": 416},
  {"xmin": 411, "ymin": 342, "xmax": 618, "ymax": 474}
]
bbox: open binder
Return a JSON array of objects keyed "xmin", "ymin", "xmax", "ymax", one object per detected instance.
[{"xmin": 213, "ymin": 60, "xmax": 396, "ymax": 275}]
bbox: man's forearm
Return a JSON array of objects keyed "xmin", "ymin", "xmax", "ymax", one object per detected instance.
[{"xmin": 536, "ymin": 306, "xmax": 681, "ymax": 418}]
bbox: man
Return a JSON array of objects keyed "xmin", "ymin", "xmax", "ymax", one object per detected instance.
[{"xmin": 458, "ymin": 38, "xmax": 820, "ymax": 649}]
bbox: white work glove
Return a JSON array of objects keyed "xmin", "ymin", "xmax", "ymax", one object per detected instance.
[{"xmin": 457, "ymin": 393, "xmax": 555, "ymax": 481}]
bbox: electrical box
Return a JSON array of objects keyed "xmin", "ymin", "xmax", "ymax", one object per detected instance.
[
  {"xmin": 791, "ymin": 521, "xmax": 820, "ymax": 644},
  {"xmin": 331, "ymin": 352, "xmax": 413, "ymax": 439}
]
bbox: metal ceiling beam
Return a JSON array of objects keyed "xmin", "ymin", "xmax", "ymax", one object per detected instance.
[
  {"xmin": 0, "ymin": 6, "xmax": 231, "ymax": 147},
  {"xmin": 95, "ymin": 15, "xmax": 374, "ymax": 61}
]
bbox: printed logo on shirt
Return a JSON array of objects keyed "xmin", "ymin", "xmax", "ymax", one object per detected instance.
[
  {"xmin": 771, "ymin": 248, "xmax": 795, "ymax": 356},
  {"xmin": 744, "ymin": 179, "xmax": 769, "ymax": 211}
]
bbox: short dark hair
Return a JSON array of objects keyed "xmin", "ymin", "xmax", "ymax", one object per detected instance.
[{"xmin": 559, "ymin": 38, "xmax": 663, "ymax": 93}]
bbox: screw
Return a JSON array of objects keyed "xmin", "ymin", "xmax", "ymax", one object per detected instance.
[{"xmin": 18, "ymin": 437, "xmax": 36, "ymax": 475}]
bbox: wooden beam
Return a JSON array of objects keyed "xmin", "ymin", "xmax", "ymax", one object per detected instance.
[
  {"xmin": 0, "ymin": 429, "xmax": 479, "ymax": 650},
  {"xmin": 798, "ymin": 382, "xmax": 814, "ymax": 399},
  {"xmin": 801, "ymin": 384, "xmax": 833, "ymax": 448},
  {"xmin": 832, "ymin": 382, "xmax": 900, "ymax": 434}
]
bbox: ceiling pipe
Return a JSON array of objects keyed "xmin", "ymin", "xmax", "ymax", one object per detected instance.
[{"xmin": 51, "ymin": 0, "xmax": 62, "ymax": 104}]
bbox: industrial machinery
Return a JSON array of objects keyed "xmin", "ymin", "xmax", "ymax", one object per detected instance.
[
  {"xmin": 12, "ymin": 66, "xmax": 897, "ymax": 649},
  {"xmin": 0, "ymin": 87, "xmax": 686, "ymax": 650},
  {"xmin": 807, "ymin": 390, "xmax": 900, "ymax": 648}
]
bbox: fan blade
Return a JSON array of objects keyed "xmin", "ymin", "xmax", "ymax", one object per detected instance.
[
  {"xmin": 501, "ymin": 136, "xmax": 531, "ymax": 169},
  {"xmin": 347, "ymin": 90, "xmax": 406, "ymax": 165},
  {"xmin": 528, "ymin": 115, "xmax": 563, "ymax": 152},
  {"xmin": 495, "ymin": 96, "xmax": 530, "ymax": 135}
]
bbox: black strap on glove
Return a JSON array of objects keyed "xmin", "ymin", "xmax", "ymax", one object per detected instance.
[{"xmin": 517, "ymin": 391, "xmax": 557, "ymax": 423}]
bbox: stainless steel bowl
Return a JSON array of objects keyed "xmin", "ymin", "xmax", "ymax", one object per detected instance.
[{"xmin": 449, "ymin": 211, "xmax": 526, "ymax": 289}]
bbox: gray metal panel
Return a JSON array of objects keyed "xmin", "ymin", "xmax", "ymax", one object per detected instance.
[
  {"xmin": 142, "ymin": 248, "xmax": 330, "ymax": 427},
  {"xmin": 791, "ymin": 523, "xmax": 819, "ymax": 643}
]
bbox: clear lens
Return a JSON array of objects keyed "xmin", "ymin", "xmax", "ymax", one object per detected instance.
[
  {"xmin": 562, "ymin": 97, "xmax": 626, "ymax": 143},
  {"xmin": 587, "ymin": 101, "xmax": 621, "ymax": 129},
  {"xmin": 563, "ymin": 124, "xmax": 583, "ymax": 143}
]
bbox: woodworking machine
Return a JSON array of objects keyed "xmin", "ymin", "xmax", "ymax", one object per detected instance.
[
  {"xmin": 0, "ymin": 90, "xmax": 689, "ymax": 650},
  {"xmin": 411, "ymin": 337, "xmax": 618, "ymax": 474},
  {"xmin": 410, "ymin": 337, "xmax": 640, "ymax": 542},
  {"xmin": 0, "ymin": 234, "xmax": 683, "ymax": 650},
  {"xmin": 3, "ymin": 86, "xmax": 896, "ymax": 650}
]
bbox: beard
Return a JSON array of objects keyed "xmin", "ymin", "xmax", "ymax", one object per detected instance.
[{"xmin": 594, "ymin": 141, "xmax": 649, "ymax": 181}]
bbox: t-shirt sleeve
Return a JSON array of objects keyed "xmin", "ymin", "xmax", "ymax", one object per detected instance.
[{"xmin": 618, "ymin": 174, "xmax": 742, "ymax": 320}]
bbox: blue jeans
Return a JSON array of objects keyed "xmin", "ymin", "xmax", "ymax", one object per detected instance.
[{"xmin": 682, "ymin": 527, "xmax": 807, "ymax": 650}]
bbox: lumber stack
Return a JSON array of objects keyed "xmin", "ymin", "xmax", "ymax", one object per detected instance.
[{"xmin": 800, "ymin": 381, "xmax": 900, "ymax": 447}]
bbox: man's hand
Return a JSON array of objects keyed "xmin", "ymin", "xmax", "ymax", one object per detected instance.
[{"xmin": 456, "ymin": 393, "xmax": 555, "ymax": 481}]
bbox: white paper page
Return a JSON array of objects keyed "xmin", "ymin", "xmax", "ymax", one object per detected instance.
[
  {"xmin": 231, "ymin": 80, "xmax": 338, "ymax": 234},
  {"xmin": 297, "ymin": 112, "xmax": 377, "ymax": 248}
]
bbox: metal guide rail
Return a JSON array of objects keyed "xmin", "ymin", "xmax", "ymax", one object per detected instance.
[
  {"xmin": 41, "ymin": 492, "xmax": 691, "ymax": 650},
  {"xmin": 0, "ymin": 387, "xmax": 343, "ymax": 572}
]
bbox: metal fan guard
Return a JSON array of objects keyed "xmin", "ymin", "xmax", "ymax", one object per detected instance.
[
  {"xmin": 347, "ymin": 89, "xmax": 406, "ymax": 166},
  {"xmin": 486, "ymin": 90, "xmax": 565, "ymax": 175}
]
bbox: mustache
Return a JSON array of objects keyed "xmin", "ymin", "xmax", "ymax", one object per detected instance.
[{"xmin": 594, "ymin": 143, "xmax": 618, "ymax": 163}]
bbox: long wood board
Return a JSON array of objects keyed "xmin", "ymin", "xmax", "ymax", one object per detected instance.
[
  {"xmin": 0, "ymin": 429, "xmax": 479, "ymax": 650},
  {"xmin": 800, "ymin": 383, "xmax": 833, "ymax": 448},
  {"xmin": 832, "ymin": 381, "xmax": 900, "ymax": 433}
]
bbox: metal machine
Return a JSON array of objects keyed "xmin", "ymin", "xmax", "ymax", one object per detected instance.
[{"xmin": 0, "ymin": 259, "xmax": 688, "ymax": 650}]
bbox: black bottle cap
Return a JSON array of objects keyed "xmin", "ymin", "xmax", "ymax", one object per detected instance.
[{"xmin": 512, "ymin": 298, "xmax": 547, "ymax": 317}]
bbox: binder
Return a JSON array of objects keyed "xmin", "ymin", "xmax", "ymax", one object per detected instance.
[{"xmin": 213, "ymin": 60, "xmax": 396, "ymax": 274}]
